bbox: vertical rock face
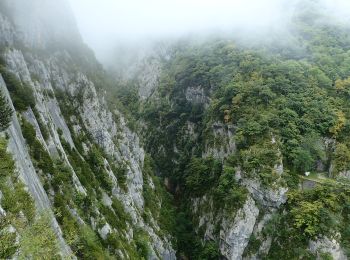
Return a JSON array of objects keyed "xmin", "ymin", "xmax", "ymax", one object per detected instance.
[
  {"xmin": 137, "ymin": 57, "xmax": 162, "ymax": 99},
  {"xmin": 0, "ymin": 2, "xmax": 175, "ymax": 259},
  {"xmin": 220, "ymin": 196, "xmax": 259, "ymax": 260},
  {"xmin": 191, "ymin": 179, "xmax": 286, "ymax": 259},
  {"xmin": 185, "ymin": 86, "xmax": 210, "ymax": 105},
  {"xmin": 187, "ymin": 118, "xmax": 289, "ymax": 259},
  {"xmin": 0, "ymin": 75, "xmax": 71, "ymax": 256},
  {"xmin": 242, "ymin": 178, "xmax": 288, "ymax": 209},
  {"xmin": 4, "ymin": 0, "xmax": 81, "ymax": 48},
  {"xmin": 309, "ymin": 237, "xmax": 347, "ymax": 260},
  {"xmin": 110, "ymin": 43, "xmax": 170, "ymax": 100},
  {"xmin": 203, "ymin": 122, "xmax": 236, "ymax": 160}
]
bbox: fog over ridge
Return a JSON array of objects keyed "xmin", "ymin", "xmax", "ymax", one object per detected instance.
[{"xmin": 67, "ymin": 0, "xmax": 350, "ymax": 64}]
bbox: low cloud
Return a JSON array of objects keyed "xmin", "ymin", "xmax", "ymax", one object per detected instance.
[{"xmin": 67, "ymin": 0, "xmax": 350, "ymax": 63}]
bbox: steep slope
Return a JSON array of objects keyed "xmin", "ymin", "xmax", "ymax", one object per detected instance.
[
  {"xmin": 2, "ymin": 0, "xmax": 350, "ymax": 259},
  {"xmin": 0, "ymin": 0, "xmax": 175, "ymax": 259},
  {"xmin": 112, "ymin": 2, "xmax": 350, "ymax": 259}
]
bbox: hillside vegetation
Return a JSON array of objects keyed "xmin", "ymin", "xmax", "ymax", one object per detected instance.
[
  {"xmin": 113, "ymin": 3, "xmax": 350, "ymax": 258},
  {"xmin": 1, "ymin": 0, "xmax": 350, "ymax": 259}
]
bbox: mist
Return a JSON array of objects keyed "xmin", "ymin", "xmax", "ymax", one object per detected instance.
[{"xmin": 67, "ymin": 0, "xmax": 350, "ymax": 64}]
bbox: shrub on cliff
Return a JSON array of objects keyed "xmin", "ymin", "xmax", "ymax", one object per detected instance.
[{"xmin": 0, "ymin": 90, "xmax": 12, "ymax": 131}]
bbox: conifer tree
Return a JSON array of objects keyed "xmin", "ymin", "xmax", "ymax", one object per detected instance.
[{"xmin": 0, "ymin": 90, "xmax": 13, "ymax": 132}]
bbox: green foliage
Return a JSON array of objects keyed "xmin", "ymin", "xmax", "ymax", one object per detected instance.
[
  {"xmin": 292, "ymin": 133, "xmax": 326, "ymax": 173},
  {"xmin": 21, "ymin": 117, "xmax": 36, "ymax": 146},
  {"xmin": 243, "ymin": 234, "xmax": 262, "ymax": 257},
  {"xmin": 184, "ymin": 157, "xmax": 222, "ymax": 196},
  {"xmin": 142, "ymin": 157, "xmax": 161, "ymax": 217},
  {"xmin": 113, "ymin": 83, "xmax": 141, "ymax": 116},
  {"xmin": 0, "ymin": 216, "xmax": 17, "ymax": 259},
  {"xmin": 333, "ymin": 143, "xmax": 350, "ymax": 176},
  {"xmin": 2, "ymin": 182, "xmax": 36, "ymax": 222},
  {"xmin": 288, "ymin": 187, "xmax": 342, "ymax": 239},
  {"xmin": 267, "ymin": 186, "xmax": 350, "ymax": 258},
  {"xmin": 0, "ymin": 138, "xmax": 35, "ymax": 223},
  {"xmin": 0, "ymin": 212, "xmax": 61, "ymax": 260},
  {"xmin": 66, "ymin": 147, "xmax": 99, "ymax": 197},
  {"xmin": 111, "ymin": 162, "xmax": 128, "ymax": 192},
  {"xmin": 213, "ymin": 166, "xmax": 247, "ymax": 211},
  {"xmin": 21, "ymin": 118, "xmax": 55, "ymax": 175},
  {"xmin": 19, "ymin": 213, "xmax": 60, "ymax": 260},
  {"xmin": 88, "ymin": 147, "xmax": 113, "ymax": 193},
  {"xmin": 174, "ymin": 207, "xmax": 221, "ymax": 259},
  {"xmin": 142, "ymin": 155, "xmax": 176, "ymax": 238},
  {"xmin": 0, "ymin": 66, "xmax": 35, "ymax": 111},
  {"xmin": 157, "ymin": 191, "xmax": 176, "ymax": 239},
  {"xmin": 99, "ymin": 200, "xmax": 131, "ymax": 231},
  {"xmin": 75, "ymin": 225, "xmax": 113, "ymax": 259},
  {"xmin": 320, "ymin": 252, "xmax": 333, "ymax": 260},
  {"xmin": 51, "ymin": 93, "xmax": 150, "ymax": 257},
  {"xmin": 291, "ymin": 200, "xmax": 324, "ymax": 237},
  {"xmin": 4, "ymin": 2, "xmax": 350, "ymax": 258},
  {"xmin": 341, "ymin": 192, "xmax": 350, "ymax": 256},
  {"xmin": 175, "ymin": 209, "xmax": 202, "ymax": 258},
  {"xmin": 0, "ymin": 138, "xmax": 15, "ymax": 179},
  {"xmin": 134, "ymin": 229, "xmax": 150, "ymax": 259},
  {"xmin": 134, "ymin": 6, "xmax": 350, "ymax": 258},
  {"xmin": 51, "ymin": 163, "xmax": 73, "ymax": 191},
  {"xmin": 54, "ymin": 199, "xmax": 114, "ymax": 259},
  {"xmin": 239, "ymin": 140, "xmax": 279, "ymax": 183},
  {"xmin": 111, "ymin": 198, "xmax": 132, "ymax": 227},
  {"xmin": 19, "ymin": 117, "xmax": 120, "ymax": 257},
  {"xmin": 0, "ymin": 90, "xmax": 12, "ymax": 131},
  {"xmin": 33, "ymin": 108, "xmax": 49, "ymax": 140},
  {"xmin": 0, "ymin": 138, "xmax": 56, "ymax": 259},
  {"xmin": 293, "ymin": 148, "xmax": 315, "ymax": 173},
  {"xmin": 198, "ymin": 241, "xmax": 220, "ymax": 260}
]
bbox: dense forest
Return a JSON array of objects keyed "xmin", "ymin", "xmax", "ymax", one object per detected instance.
[
  {"xmin": 1, "ymin": 0, "xmax": 350, "ymax": 259},
  {"xmin": 113, "ymin": 2, "xmax": 350, "ymax": 258}
]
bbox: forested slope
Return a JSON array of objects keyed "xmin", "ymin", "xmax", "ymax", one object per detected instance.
[
  {"xmin": 113, "ymin": 2, "xmax": 350, "ymax": 259},
  {"xmin": 1, "ymin": 0, "xmax": 350, "ymax": 259}
]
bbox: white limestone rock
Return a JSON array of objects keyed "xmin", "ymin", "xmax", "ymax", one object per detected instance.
[
  {"xmin": 243, "ymin": 178, "xmax": 288, "ymax": 209},
  {"xmin": 220, "ymin": 196, "xmax": 259, "ymax": 260},
  {"xmin": 203, "ymin": 122, "xmax": 236, "ymax": 160},
  {"xmin": 0, "ymin": 74, "xmax": 72, "ymax": 256},
  {"xmin": 309, "ymin": 237, "xmax": 347, "ymax": 260},
  {"xmin": 186, "ymin": 86, "xmax": 210, "ymax": 105}
]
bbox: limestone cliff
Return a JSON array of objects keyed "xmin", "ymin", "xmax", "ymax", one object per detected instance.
[{"xmin": 0, "ymin": 1, "xmax": 175, "ymax": 259}]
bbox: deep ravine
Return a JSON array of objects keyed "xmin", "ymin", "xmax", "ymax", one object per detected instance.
[{"xmin": 1, "ymin": 0, "xmax": 350, "ymax": 260}]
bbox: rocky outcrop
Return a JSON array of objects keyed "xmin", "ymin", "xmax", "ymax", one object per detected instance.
[
  {"xmin": 220, "ymin": 196, "xmax": 259, "ymax": 260},
  {"xmin": 137, "ymin": 57, "xmax": 162, "ymax": 99},
  {"xmin": 0, "ymin": 75, "xmax": 72, "ymax": 256},
  {"xmin": 338, "ymin": 170, "xmax": 350, "ymax": 180},
  {"xmin": 309, "ymin": 237, "xmax": 347, "ymax": 260},
  {"xmin": 111, "ymin": 44, "xmax": 166, "ymax": 100},
  {"xmin": 185, "ymin": 86, "xmax": 210, "ymax": 105},
  {"xmin": 246, "ymin": 212, "xmax": 275, "ymax": 259},
  {"xmin": 203, "ymin": 122, "xmax": 236, "ymax": 159},
  {"xmin": 3, "ymin": 0, "xmax": 81, "ymax": 48},
  {"xmin": 192, "ymin": 195, "xmax": 259, "ymax": 260},
  {"xmin": 242, "ymin": 178, "xmax": 288, "ymax": 209},
  {"xmin": 192, "ymin": 125, "xmax": 288, "ymax": 259},
  {"xmin": 71, "ymin": 77, "xmax": 175, "ymax": 258},
  {"xmin": 0, "ymin": 3, "xmax": 175, "ymax": 258}
]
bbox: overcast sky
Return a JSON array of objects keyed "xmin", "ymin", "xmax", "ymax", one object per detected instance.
[{"xmin": 67, "ymin": 0, "xmax": 350, "ymax": 62}]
